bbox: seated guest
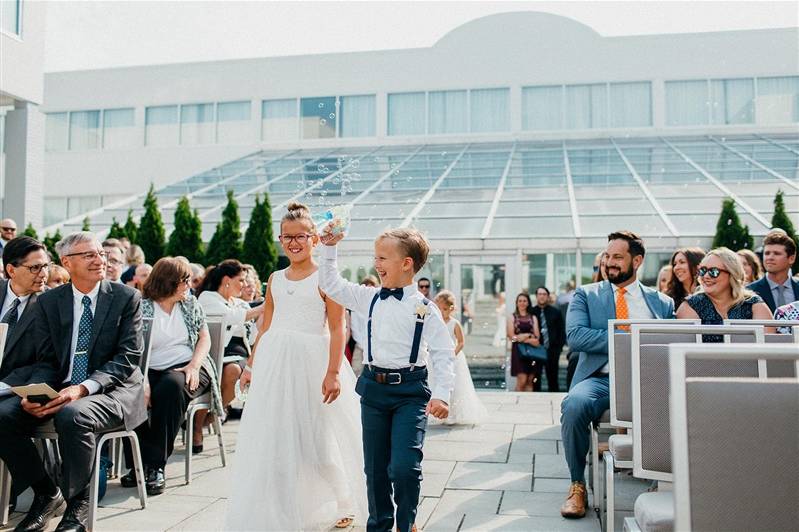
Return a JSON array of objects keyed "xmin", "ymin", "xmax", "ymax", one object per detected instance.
[
  {"xmin": 665, "ymin": 247, "xmax": 705, "ymax": 310},
  {"xmin": 132, "ymin": 263, "xmax": 152, "ymax": 291},
  {"xmin": 121, "ymin": 244, "xmax": 145, "ymax": 286},
  {"xmin": 774, "ymin": 300, "xmax": 799, "ymax": 334},
  {"xmin": 101, "ymin": 239, "xmax": 126, "ymax": 283},
  {"xmin": 560, "ymin": 231, "xmax": 674, "ymax": 518},
  {"xmin": 737, "ymin": 248, "xmax": 763, "ymax": 284},
  {"xmin": 240, "ymin": 264, "xmax": 264, "ymax": 305},
  {"xmin": 747, "ymin": 231, "xmax": 798, "ymax": 312},
  {"xmin": 656, "ymin": 264, "xmax": 672, "ymax": 293},
  {"xmin": 47, "ymin": 264, "xmax": 70, "ymax": 288},
  {"xmin": 196, "ymin": 260, "xmax": 263, "ymax": 448},
  {"xmin": 677, "ymin": 247, "xmax": 772, "ymax": 341},
  {"xmin": 189, "ymin": 263, "xmax": 205, "ymax": 295},
  {"xmin": 0, "ymin": 231, "xmax": 144, "ymax": 532},
  {"xmin": 119, "ymin": 258, "xmax": 223, "ymax": 495}
]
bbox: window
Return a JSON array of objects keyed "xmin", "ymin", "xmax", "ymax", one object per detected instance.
[
  {"xmin": 102, "ymin": 108, "xmax": 136, "ymax": 149},
  {"xmin": 69, "ymin": 111, "xmax": 101, "ymax": 150},
  {"xmin": 665, "ymin": 80, "xmax": 708, "ymax": 126},
  {"xmin": 756, "ymin": 76, "xmax": 799, "ymax": 124},
  {"xmin": 609, "ymin": 82, "xmax": 651, "ymax": 127},
  {"xmin": 388, "ymin": 92, "xmax": 425, "ymax": 136},
  {"xmin": 340, "ymin": 95, "xmax": 375, "ymax": 137},
  {"xmin": 180, "ymin": 103, "xmax": 214, "ymax": 145},
  {"xmin": 301, "ymin": 96, "xmax": 336, "ymax": 139},
  {"xmin": 428, "ymin": 90, "xmax": 467, "ymax": 134},
  {"xmin": 1, "ymin": 0, "xmax": 20, "ymax": 35},
  {"xmin": 522, "ymin": 86, "xmax": 562, "ymax": 130},
  {"xmin": 565, "ymin": 84, "xmax": 608, "ymax": 129},
  {"xmin": 217, "ymin": 101, "xmax": 251, "ymax": 144},
  {"xmin": 261, "ymin": 99, "xmax": 298, "ymax": 141},
  {"xmin": 145, "ymin": 105, "xmax": 178, "ymax": 146},
  {"xmin": 710, "ymin": 78, "xmax": 754, "ymax": 125},
  {"xmin": 45, "ymin": 113, "xmax": 69, "ymax": 152},
  {"xmin": 470, "ymin": 88, "xmax": 510, "ymax": 133}
]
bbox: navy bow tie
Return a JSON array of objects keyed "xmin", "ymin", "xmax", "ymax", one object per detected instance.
[{"xmin": 379, "ymin": 287, "xmax": 404, "ymax": 301}]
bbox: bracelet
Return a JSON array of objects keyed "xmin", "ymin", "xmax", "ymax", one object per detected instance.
[{"xmin": 243, "ymin": 365, "xmax": 252, "ymax": 374}]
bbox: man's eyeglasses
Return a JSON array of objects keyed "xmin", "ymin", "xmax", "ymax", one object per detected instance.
[
  {"xmin": 698, "ymin": 266, "xmax": 728, "ymax": 279},
  {"xmin": 1, "ymin": 227, "xmax": 16, "ymax": 232},
  {"xmin": 107, "ymin": 258, "xmax": 124, "ymax": 266},
  {"xmin": 14, "ymin": 262, "xmax": 51, "ymax": 275},
  {"xmin": 64, "ymin": 250, "xmax": 107, "ymax": 261},
  {"xmin": 278, "ymin": 234, "xmax": 312, "ymax": 244}
]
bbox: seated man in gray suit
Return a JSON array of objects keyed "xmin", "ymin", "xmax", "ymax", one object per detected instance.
[
  {"xmin": 560, "ymin": 231, "xmax": 674, "ymax": 518},
  {"xmin": 0, "ymin": 232, "xmax": 145, "ymax": 532}
]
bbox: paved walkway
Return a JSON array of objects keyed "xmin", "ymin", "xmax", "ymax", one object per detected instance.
[{"xmin": 4, "ymin": 392, "xmax": 648, "ymax": 531}]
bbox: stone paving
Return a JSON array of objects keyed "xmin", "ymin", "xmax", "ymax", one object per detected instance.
[{"xmin": 3, "ymin": 392, "xmax": 649, "ymax": 531}]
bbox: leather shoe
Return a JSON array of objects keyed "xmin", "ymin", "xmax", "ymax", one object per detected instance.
[
  {"xmin": 120, "ymin": 469, "xmax": 137, "ymax": 488},
  {"xmin": 54, "ymin": 493, "xmax": 90, "ymax": 532},
  {"xmin": 560, "ymin": 481, "xmax": 587, "ymax": 518},
  {"xmin": 145, "ymin": 467, "xmax": 165, "ymax": 496},
  {"xmin": 14, "ymin": 489, "xmax": 65, "ymax": 532}
]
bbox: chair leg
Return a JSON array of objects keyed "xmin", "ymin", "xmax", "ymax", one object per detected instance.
[
  {"xmin": 213, "ymin": 414, "xmax": 226, "ymax": 467},
  {"xmin": 88, "ymin": 436, "xmax": 105, "ymax": 532},
  {"xmin": 603, "ymin": 451, "xmax": 615, "ymax": 532},
  {"xmin": 1, "ymin": 461, "xmax": 11, "ymax": 526},
  {"xmin": 126, "ymin": 435, "xmax": 147, "ymax": 510},
  {"xmin": 185, "ymin": 408, "xmax": 195, "ymax": 485},
  {"xmin": 591, "ymin": 424, "xmax": 600, "ymax": 510}
]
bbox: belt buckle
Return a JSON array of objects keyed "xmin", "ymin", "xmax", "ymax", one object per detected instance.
[{"xmin": 387, "ymin": 372, "xmax": 402, "ymax": 385}]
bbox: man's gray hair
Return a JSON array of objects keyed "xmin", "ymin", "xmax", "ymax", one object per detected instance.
[{"xmin": 55, "ymin": 231, "xmax": 101, "ymax": 258}]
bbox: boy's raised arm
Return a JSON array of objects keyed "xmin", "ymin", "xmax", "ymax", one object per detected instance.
[{"xmin": 318, "ymin": 244, "xmax": 376, "ymax": 314}]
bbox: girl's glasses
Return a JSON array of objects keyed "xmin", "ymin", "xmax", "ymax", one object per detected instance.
[
  {"xmin": 279, "ymin": 234, "xmax": 312, "ymax": 244},
  {"xmin": 698, "ymin": 266, "xmax": 728, "ymax": 278}
]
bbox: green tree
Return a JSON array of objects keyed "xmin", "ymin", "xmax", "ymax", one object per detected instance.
[
  {"xmin": 242, "ymin": 194, "xmax": 278, "ymax": 280},
  {"xmin": 712, "ymin": 198, "xmax": 754, "ymax": 251},
  {"xmin": 167, "ymin": 196, "xmax": 204, "ymax": 262},
  {"xmin": 81, "ymin": 217, "xmax": 91, "ymax": 231},
  {"xmin": 107, "ymin": 218, "xmax": 126, "ymax": 240},
  {"xmin": 22, "ymin": 223, "xmax": 38, "ymax": 240},
  {"xmin": 771, "ymin": 190, "xmax": 799, "ymax": 274},
  {"xmin": 43, "ymin": 229, "xmax": 63, "ymax": 265},
  {"xmin": 123, "ymin": 209, "xmax": 139, "ymax": 244},
  {"xmin": 204, "ymin": 190, "xmax": 242, "ymax": 265},
  {"xmin": 138, "ymin": 184, "xmax": 166, "ymax": 263}
]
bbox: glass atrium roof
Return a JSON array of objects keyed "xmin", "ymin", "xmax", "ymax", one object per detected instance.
[{"xmin": 52, "ymin": 134, "xmax": 798, "ymax": 251}]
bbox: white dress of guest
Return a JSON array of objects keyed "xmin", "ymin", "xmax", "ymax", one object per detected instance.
[
  {"xmin": 224, "ymin": 270, "xmax": 366, "ymax": 531},
  {"xmin": 197, "ymin": 289, "xmax": 258, "ymax": 361},
  {"xmin": 430, "ymin": 318, "xmax": 487, "ymax": 425}
]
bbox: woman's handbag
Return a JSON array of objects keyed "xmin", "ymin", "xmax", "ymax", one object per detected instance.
[{"xmin": 517, "ymin": 342, "xmax": 548, "ymax": 363}]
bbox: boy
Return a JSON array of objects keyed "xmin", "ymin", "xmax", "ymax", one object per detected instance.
[{"xmin": 320, "ymin": 227, "xmax": 455, "ymax": 532}]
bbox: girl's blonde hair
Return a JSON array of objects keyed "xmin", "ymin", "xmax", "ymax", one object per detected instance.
[
  {"xmin": 699, "ymin": 247, "xmax": 755, "ymax": 306},
  {"xmin": 434, "ymin": 289, "xmax": 455, "ymax": 309},
  {"xmin": 281, "ymin": 202, "xmax": 315, "ymax": 233}
]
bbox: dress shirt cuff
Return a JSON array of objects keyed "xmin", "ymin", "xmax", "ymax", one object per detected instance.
[
  {"xmin": 431, "ymin": 386, "xmax": 451, "ymax": 405},
  {"xmin": 321, "ymin": 245, "xmax": 338, "ymax": 260},
  {"xmin": 81, "ymin": 379, "xmax": 102, "ymax": 395},
  {"xmin": 0, "ymin": 382, "xmax": 11, "ymax": 397}
]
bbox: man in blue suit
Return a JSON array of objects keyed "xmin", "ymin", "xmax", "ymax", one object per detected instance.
[
  {"xmin": 747, "ymin": 231, "xmax": 797, "ymax": 313},
  {"xmin": 560, "ymin": 231, "xmax": 675, "ymax": 518}
]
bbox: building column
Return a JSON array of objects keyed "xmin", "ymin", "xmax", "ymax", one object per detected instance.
[{"xmin": 3, "ymin": 102, "xmax": 44, "ymax": 228}]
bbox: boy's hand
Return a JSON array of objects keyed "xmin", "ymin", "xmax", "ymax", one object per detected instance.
[
  {"xmin": 426, "ymin": 399, "xmax": 449, "ymax": 419},
  {"xmin": 319, "ymin": 223, "xmax": 345, "ymax": 246}
]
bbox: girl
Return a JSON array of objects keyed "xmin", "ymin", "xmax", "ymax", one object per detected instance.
[
  {"xmin": 224, "ymin": 202, "xmax": 366, "ymax": 531},
  {"xmin": 431, "ymin": 290, "xmax": 487, "ymax": 425}
]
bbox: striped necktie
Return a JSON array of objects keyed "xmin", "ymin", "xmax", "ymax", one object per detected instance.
[{"xmin": 1, "ymin": 298, "xmax": 20, "ymax": 336}]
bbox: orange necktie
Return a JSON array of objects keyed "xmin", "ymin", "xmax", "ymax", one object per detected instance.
[{"xmin": 616, "ymin": 286, "xmax": 629, "ymax": 330}]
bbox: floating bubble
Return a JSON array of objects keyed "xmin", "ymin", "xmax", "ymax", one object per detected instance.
[
  {"xmin": 320, "ymin": 190, "xmax": 327, "ymax": 197},
  {"xmin": 320, "ymin": 119, "xmax": 327, "ymax": 125},
  {"xmin": 318, "ymin": 102, "xmax": 325, "ymax": 109},
  {"xmin": 317, "ymin": 164, "xmax": 325, "ymax": 171},
  {"xmin": 328, "ymin": 113, "xmax": 336, "ymax": 119},
  {"xmin": 727, "ymin": 218, "xmax": 732, "ymax": 225},
  {"xmin": 333, "ymin": 177, "xmax": 341, "ymax": 185},
  {"xmin": 352, "ymin": 160, "xmax": 360, "ymax": 169}
]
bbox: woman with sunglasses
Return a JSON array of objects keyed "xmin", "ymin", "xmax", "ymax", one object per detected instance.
[{"xmin": 676, "ymin": 247, "xmax": 772, "ymax": 341}]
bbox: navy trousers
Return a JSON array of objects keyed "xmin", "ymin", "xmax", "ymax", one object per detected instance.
[{"xmin": 357, "ymin": 368, "xmax": 430, "ymax": 532}]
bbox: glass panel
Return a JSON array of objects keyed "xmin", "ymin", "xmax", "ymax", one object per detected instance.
[
  {"xmin": 43, "ymin": 197, "xmax": 68, "ymax": 226},
  {"xmin": 522, "ymin": 86, "xmax": 562, "ymax": 130},
  {"xmin": 565, "ymin": 84, "xmax": 607, "ymax": 129},
  {"xmin": 69, "ymin": 111, "xmax": 101, "ymax": 150},
  {"xmin": 756, "ymin": 76, "xmax": 799, "ymax": 123},
  {"xmin": 217, "ymin": 101, "xmax": 251, "ymax": 144},
  {"xmin": 580, "ymin": 214, "xmax": 667, "ymax": 237},
  {"xmin": 640, "ymin": 253, "xmax": 672, "ymax": 288},
  {"xmin": 470, "ymin": 88, "xmax": 510, "ymax": 133},
  {"xmin": 301, "ymin": 96, "xmax": 337, "ymax": 139},
  {"xmin": 45, "ymin": 113, "xmax": 69, "ymax": 152},
  {"xmin": 581, "ymin": 251, "xmax": 597, "ymax": 286},
  {"xmin": 665, "ymin": 80, "xmax": 708, "ymax": 126},
  {"xmin": 522, "ymin": 254, "xmax": 547, "ymax": 293},
  {"xmin": 609, "ymin": 82, "xmax": 651, "ymax": 127},
  {"xmin": 145, "ymin": 105, "xmax": 178, "ymax": 146},
  {"xmin": 180, "ymin": 103, "xmax": 215, "ymax": 145},
  {"xmin": 387, "ymin": 92, "xmax": 425, "ymax": 136},
  {"xmin": 1, "ymin": 0, "xmax": 20, "ymax": 34},
  {"xmin": 340, "ymin": 95, "xmax": 376, "ymax": 137},
  {"xmin": 710, "ymin": 79, "xmax": 754, "ymax": 125},
  {"xmin": 429, "ymin": 90, "xmax": 467, "ymax": 134},
  {"xmin": 490, "ymin": 216, "xmax": 574, "ymax": 238},
  {"xmin": 102, "ymin": 108, "xmax": 137, "ymax": 149},
  {"xmin": 459, "ymin": 264, "xmax": 506, "ymax": 389},
  {"xmin": 553, "ymin": 254, "xmax": 577, "ymax": 300},
  {"xmin": 262, "ymin": 99, "xmax": 298, "ymax": 140}
]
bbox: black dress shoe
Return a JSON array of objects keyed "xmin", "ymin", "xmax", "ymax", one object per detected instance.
[
  {"xmin": 120, "ymin": 469, "xmax": 137, "ymax": 488},
  {"xmin": 54, "ymin": 493, "xmax": 89, "ymax": 532},
  {"xmin": 14, "ymin": 489, "xmax": 65, "ymax": 532},
  {"xmin": 192, "ymin": 443, "xmax": 203, "ymax": 454},
  {"xmin": 145, "ymin": 467, "xmax": 165, "ymax": 496}
]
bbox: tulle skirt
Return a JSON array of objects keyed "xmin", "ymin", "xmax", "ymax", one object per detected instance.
[
  {"xmin": 430, "ymin": 353, "xmax": 488, "ymax": 426},
  {"xmin": 224, "ymin": 328, "xmax": 367, "ymax": 531}
]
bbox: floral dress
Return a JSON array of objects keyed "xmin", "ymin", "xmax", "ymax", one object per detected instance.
[
  {"xmin": 685, "ymin": 292, "xmax": 764, "ymax": 343},
  {"xmin": 774, "ymin": 301, "xmax": 799, "ymax": 334}
]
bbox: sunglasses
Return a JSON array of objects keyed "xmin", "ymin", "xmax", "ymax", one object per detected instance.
[
  {"xmin": 1, "ymin": 227, "xmax": 16, "ymax": 232},
  {"xmin": 698, "ymin": 266, "xmax": 729, "ymax": 278},
  {"xmin": 418, "ymin": 284, "xmax": 430, "ymax": 289}
]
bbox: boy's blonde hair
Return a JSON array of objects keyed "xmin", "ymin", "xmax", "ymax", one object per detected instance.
[
  {"xmin": 434, "ymin": 289, "xmax": 455, "ymax": 308},
  {"xmin": 376, "ymin": 228, "xmax": 429, "ymax": 273}
]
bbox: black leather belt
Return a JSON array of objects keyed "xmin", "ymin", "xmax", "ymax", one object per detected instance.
[{"xmin": 364, "ymin": 366, "xmax": 427, "ymax": 385}]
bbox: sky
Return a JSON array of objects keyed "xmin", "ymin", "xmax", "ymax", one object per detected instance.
[{"xmin": 43, "ymin": 0, "xmax": 799, "ymax": 72}]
